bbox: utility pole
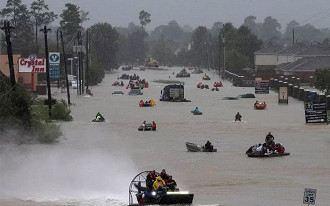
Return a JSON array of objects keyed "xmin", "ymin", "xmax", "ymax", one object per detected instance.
[
  {"xmin": 56, "ymin": 29, "xmax": 60, "ymax": 88},
  {"xmin": 218, "ymin": 31, "xmax": 221, "ymax": 77},
  {"xmin": 223, "ymin": 36, "xmax": 226, "ymax": 80},
  {"xmin": 85, "ymin": 29, "xmax": 89, "ymax": 91},
  {"xmin": 40, "ymin": 25, "xmax": 52, "ymax": 117},
  {"xmin": 60, "ymin": 30, "xmax": 71, "ymax": 105},
  {"xmin": 1, "ymin": 21, "xmax": 16, "ymax": 88},
  {"xmin": 77, "ymin": 31, "xmax": 83, "ymax": 95},
  {"xmin": 292, "ymin": 28, "xmax": 295, "ymax": 45},
  {"xmin": 161, "ymin": 34, "xmax": 165, "ymax": 66}
]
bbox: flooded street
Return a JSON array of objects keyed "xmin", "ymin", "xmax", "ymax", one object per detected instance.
[{"xmin": 1, "ymin": 67, "xmax": 330, "ymax": 206}]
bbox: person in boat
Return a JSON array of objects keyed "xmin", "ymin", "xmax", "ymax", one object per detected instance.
[
  {"xmin": 141, "ymin": 121, "xmax": 146, "ymax": 131},
  {"xmin": 265, "ymin": 132, "xmax": 275, "ymax": 146},
  {"xmin": 95, "ymin": 112, "xmax": 104, "ymax": 121},
  {"xmin": 254, "ymin": 101, "xmax": 259, "ymax": 106},
  {"xmin": 153, "ymin": 176, "xmax": 166, "ymax": 194},
  {"xmin": 152, "ymin": 121, "xmax": 156, "ymax": 131},
  {"xmin": 235, "ymin": 112, "xmax": 242, "ymax": 121},
  {"xmin": 166, "ymin": 175, "xmax": 177, "ymax": 191},
  {"xmin": 120, "ymin": 81, "xmax": 124, "ymax": 86},
  {"xmin": 160, "ymin": 169, "xmax": 169, "ymax": 183},
  {"xmin": 256, "ymin": 143, "xmax": 264, "ymax": 154},
  {"xmin": 139, "ymin": 100, "xmax": 144, "ymax": 107},
  {"xmin": 146, "ymin": 170, "xmax": 156, "ymax": 190},
  {"xmin": 194, "ymin": 107, "xmax": 200, "ymax": 113},
  {"xmin": 204, "ymin": 141, "xmax": 213, "ymax": 152}
]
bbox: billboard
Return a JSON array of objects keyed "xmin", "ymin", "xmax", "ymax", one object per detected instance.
[
  {"xmin": 255, "ymin": 79, "xmax": 269, "ymax": 94},
  {"xmin": 305, "ymin": 102, "xmax": 327, "ymax": 123},
  {"xmin": 19, "ymin": 54, "xmax": 46, "ymax": 73},
  {"xmin": 279, "ymin": 87, "xmax": 288, "ymax": 104}
]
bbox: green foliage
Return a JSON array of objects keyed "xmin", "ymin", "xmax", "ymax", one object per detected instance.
[
  {"xmin": 1, "ymin": 0, "xmax": 34, "ymax": 56},
  {"xmin": 60, "ymin": 3, "xmax": 87, "ymax": 40},
  {"xmin": 89, "ymin": 23, "xmax": 120, "ymax": 70},
  {"xmin": 51, "ymin": 99, "xmax": 73, "ymax": 121},
  {"xmin": 139, "ymin": 10, "xmax": 151, "ymax": 29},
  {"xmin": 314, "ymin": 68, "xmax": 330, "ymax": 95},
  {"xmin": 89, "ymin": 49, "xmax": 105, "ymax": 85},
  {"xmin": 0, "ymin": 73, "xmax": 62, "ymax": 144}
]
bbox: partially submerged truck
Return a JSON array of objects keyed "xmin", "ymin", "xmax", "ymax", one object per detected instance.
[{"xmin": 159, "ymin": 84, "xmax": 190, "ymax": 102}]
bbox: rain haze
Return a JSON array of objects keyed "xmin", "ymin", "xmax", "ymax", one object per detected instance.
[
  {"xmin": 2, "ymin": 0, "xmax": 330, "ymax": 29},
  {"xmin": 1, "ymin": 0, "xmax": 330, "ymax": 206}
]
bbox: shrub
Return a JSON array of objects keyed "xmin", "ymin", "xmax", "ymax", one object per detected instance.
[{"xmin": 51, "ymin": 99, "xmax": 73, "ymax": 121}]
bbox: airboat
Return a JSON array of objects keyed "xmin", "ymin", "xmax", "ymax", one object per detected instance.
[{"xmin": 128, "ymin": 171, "xmax": 194, "ymax": 205}]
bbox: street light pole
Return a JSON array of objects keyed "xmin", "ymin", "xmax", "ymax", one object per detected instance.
[{"xmin": 68, "ymin": 58, "xmax": 73, "ymax": 75}]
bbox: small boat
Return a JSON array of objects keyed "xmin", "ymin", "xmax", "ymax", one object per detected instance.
[
  {"xmin": 138, "ymin": 123, "xmax": 155, "ymax": 131},
  {"xmin": 211, "ymin": 87, "xmax": 219, "ymax": 91},
  {"xmin": 185, "ymin": 142, "xmax": 217, "ymax": 152},
  {"xmin": 92, "ymin": 119, "xmax": 105, "ymax": 122},
  {"xmin": 191, "ymin": 111, "xmax": 203, "ymax": 115},
  {"xmin": 202, "ymin": 75, "xmax": 210, "ymax": 80},
  {"xmin": 246, "ymin": 152, "xmax": 290, "ymax": 157},
  {"xmin": 237, "ymin": 93, "xmax": 255, "ymax": 98},
  {"xmin": 213, "ymin": 82, "xmax": 223, "ymax": 87},
  {"xmin": 129, "ymin": 171, "xmax": 194, "ymax": 205},
  {"xmin": 254, "ymin": 102, "xmax": 267, "ymax": 110}
]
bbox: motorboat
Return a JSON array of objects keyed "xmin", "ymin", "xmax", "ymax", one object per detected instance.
[
  {"xmin": 191, "ymin": 111, "xmax": 203, "ymax": 115},
  {"xmin": 254, "ymin": 102, "xmax": 267, "ymax": 110},
  {"xmin": 185, "ymin": 142, "xmax": 217, "ymax": 152},
  {"xmin": 128, "ymin": 171, "xmax": 194, "ymax": 205}
]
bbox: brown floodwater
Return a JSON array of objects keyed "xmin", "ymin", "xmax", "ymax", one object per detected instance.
[{"xmin": 1, "ymin": 67, "xmax": 329, "ymax": 206}]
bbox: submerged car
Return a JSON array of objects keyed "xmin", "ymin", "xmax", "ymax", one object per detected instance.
[{"xmin": 112, "ymin": 90, "xmax": 124, "ymax": 95}]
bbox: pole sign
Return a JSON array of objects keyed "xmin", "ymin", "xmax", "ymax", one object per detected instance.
[
  {"xmin": 303, "ymin": 188, "xmax": 316, "ymax": 205},
  {"xmin": 255, "ymin": 79, "xmax": 269, "ymax": 94},
  {"xmin": 18, "ymin": 54, "xmax": 46, "ymax": 73},
  {"xmin": 279, "ymin": 87, "xmax": 288, "ymax": 104},
  {"xmin": 305, "ymin": 102, "xmax": 327, "ymax": 123},
  {"xmin": 49, "ymin": 52, "xmax": 60, "ymax": 79}
]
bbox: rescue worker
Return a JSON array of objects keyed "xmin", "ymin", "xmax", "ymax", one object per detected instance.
[
  {"xmin": 152, "ymin": 121, "xmax": 156, "ymax": 131},
  {"xmin": 153, "ymin": 176, "xmax": 166, "ymax": 191},
  {"xmin": 235, "ymin": 112, "xmax": 242, "ymax": 121},
  {"xmin": 194, "ymin": 107, "xmax": 200, "ymax": 114},
  {"xmin": 265, "ymin": 132, "xmax": 275, "ymax": 148},
  {"xmin": 204, "ymin": 141, "xmax": 213, "ymax": 152}
]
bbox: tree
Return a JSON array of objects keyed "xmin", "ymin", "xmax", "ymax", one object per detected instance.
[
  {"xmin": 139, "ymin": 10, "xmax": 151, "ymax": 32},
  {"xmin": 192, "ymin": 26, "xmax": 209, "ymax": 68},
  {"xmin": 261, "ymin": 16, "xmax": 281, "ymax": 44},
  {"xmin": 30, "ymin": 0, "xmax": 57, "ymax": 54},
  {"xmin": 210, "ymin": 22, "xmax": 223, "ymax": 37},
  {"xmin": 60, "ymin": 3, "xmax": 87, "ymax": 41},
  {"xmin": 315, "ymin": 68, "xmax": 330, "ymax": 95},
  {"xmin": 89, "ymin": 22, "xmax": 120, "ymax": 71},
  {"xmin": 0, "ymin": 0, "xmax": 34, "ymax": 56}
]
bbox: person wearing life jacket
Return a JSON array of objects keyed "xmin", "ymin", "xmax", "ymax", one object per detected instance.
[
  {"xmin": 146, "ymin": 170, "xmax": 156, "ymax": 190},
  {"xmin": 141, "ymin": 121, "xmax": 146, "ymax": 131},
  {"xmin": 254, "ymin": 101, "xmax": 259, "ymax": 107},
  {"xmin": 95, "ymin": 112, "xmax": 104, "ymax": 121},
  {"xmin": 152, "ymin": 121, "xmax": 156, "ymax": 131},
  {"xmin": 235, "ymin": 112, "xmax": 242, "ymax": 121},
  {"xmin": 139, "ymin": 100, "xmax": 144, "ymax": 107},
  {"xmin": 194, "ymin": 107, "xmax": 200, "ymax": 114},
  {"xmin": 153, "ymin": 176, "xmax": 166, "ymax": 191}
]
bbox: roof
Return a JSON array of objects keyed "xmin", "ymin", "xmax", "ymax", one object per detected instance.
[
  {"xmin": 277, "ymin": 42, "xmax": 309, "ymax": 55},
  {"xmin": 295, "ymin": 44, "xmax": 330, "ymax": 56},
  {"xmin": 275, "ymin": 56, "xmax": 330, "ymax": 72},
  {"xmin": 254, "ymin": 46, "xmax": 284, "ymax": 55}
]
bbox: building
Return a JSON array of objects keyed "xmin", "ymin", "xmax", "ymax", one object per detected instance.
[
  {"xmin": 255, "ymin": 43, "xmax": 330, "ymax": 81},
  {"xmin": 0, "ymin": 54, "xmax": 38, "ymax": 91},
  {"xmin": 254, "ymin": 45, "xmax": 284, "ymax": 79}
]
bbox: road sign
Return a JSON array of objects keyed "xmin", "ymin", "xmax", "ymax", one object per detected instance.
[
  {"xmin": 49, "ymin": 52, "xmax": 60, "ymax": 66},
  {"xmin": 303, "ymin": 188, "xmax": 317, "ymax": 205},
  {"xmin": 49, "ymin": 65, "xmax": 60, "ymax": 79}
]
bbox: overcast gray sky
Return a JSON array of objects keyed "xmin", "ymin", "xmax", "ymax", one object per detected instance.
[{"xmin": 2, "ymin": 0, "xmax": 330, "ymax": 30}]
